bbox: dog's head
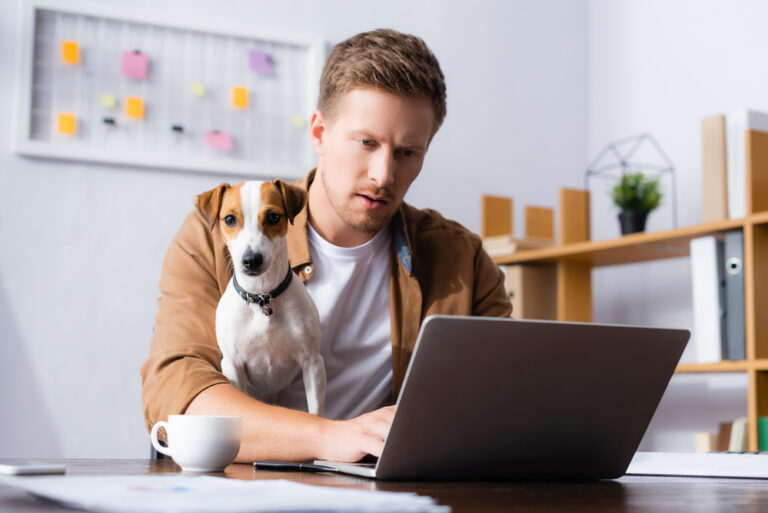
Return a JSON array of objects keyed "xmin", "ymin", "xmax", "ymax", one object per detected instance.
[{"xmin": 194, "ymin": 179, "xmax": 306, "ymax": 277}]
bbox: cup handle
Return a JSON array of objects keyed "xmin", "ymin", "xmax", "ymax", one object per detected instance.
[{"xmin": 150, "ymin": 421, "xmax": 172, "ymax": 457}]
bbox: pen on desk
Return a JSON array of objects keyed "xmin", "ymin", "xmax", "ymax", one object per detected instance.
[{"xmin": 253, "ymin": 461, "xmax": 339, "ymax": 473}]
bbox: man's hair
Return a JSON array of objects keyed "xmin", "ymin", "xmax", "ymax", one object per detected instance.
[{"xmin": 317, "ymin": 28, "xmax": 447, "ymax": 136}]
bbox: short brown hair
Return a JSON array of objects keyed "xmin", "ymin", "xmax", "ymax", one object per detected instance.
[{"xmin": 317, "ymin": 29, "xmax": 447, "ymax": 136}]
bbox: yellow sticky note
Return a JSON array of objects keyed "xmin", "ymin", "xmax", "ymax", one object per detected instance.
[
  {"xmin": 232, "ymin": 86, "xmax": 248, "ymax": 109},
  {"xmin": 57, "ymin": 113, "xmax": 76, "ymax": 135},
  {"xmin": 61, "ymin": 40, "xmax": 79, "ymax": 65},
  {"xmin": 100, "ymin": 93, "xmax": 117, "ymax": 108},
  {"xmin": 125, "ymin": 97, "xmax": 144, "ymax": 119},
  {"xmin": 291, "ymin": 116, "xmax": 306, "ymax": 128},
  {"xmin": 190, "ymin": 82, "xmax": 205, "ymax": 96}
]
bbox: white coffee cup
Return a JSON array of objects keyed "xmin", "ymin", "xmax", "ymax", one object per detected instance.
[{"xmin": 150, "ymin": 415, "xmax": 242, "ymax": 472}]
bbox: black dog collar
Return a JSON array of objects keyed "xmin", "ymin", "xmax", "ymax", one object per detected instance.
[{"xmin": 232, "ymin": 266, "xmax": 293, "ymax": 317}]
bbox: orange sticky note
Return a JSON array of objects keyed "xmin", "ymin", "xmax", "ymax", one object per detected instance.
[
  {"xmin": 57, "ymin": 113, "xmax": 76, "ymax": 135},
  {"xmin": 125, "ymin": 97, "xmax": 144, "ymax": 119},
  {"xmin": 232, "ymin": 86, "xmax": 248, "ymax": 109},
  {"xmin": 61, "ymin": 41, "xmax": 79, "ymax": 65}
]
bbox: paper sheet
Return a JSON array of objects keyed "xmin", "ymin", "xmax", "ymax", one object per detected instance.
[
  {"xmin": 626, "ymin": 451, "xmax": 768, "ymax": 479},
  {"xmin": 57, "ymin": 113, "xmax": 76, "ymax": 135},
  {"xmin": 205, "ymin": 130, "xmax": 234, "ymax": 151},
  {"xmin": 232, "ymin": 86, "xmax": 248, "ymax": 109},
  {"xmin": 0, "ymin": 474, "xmax": 449, "ymax": 513},
  {"xmin": 61, "ymin": 40, "xmax": 79, "ymax": 64},
  {"xmin": 121, "ymin": 51, "xmax": 149, "ymax": 80},
  {"xmin": 125, "ymin": 97, "xmax": 145, "ymax": 119},
  {"xmin": 249, "ymin": 50, "xmax": 273, "ymax": 75}
]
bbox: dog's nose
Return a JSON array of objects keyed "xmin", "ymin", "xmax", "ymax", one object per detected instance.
[{"xmin": 242, "ymin": 250, "xmax": 263, "ymax": 273}]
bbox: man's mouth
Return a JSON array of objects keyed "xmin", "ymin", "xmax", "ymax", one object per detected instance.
[{"xmin": 357, "ymin": 193, "xmax": 389, "ymax": 210}]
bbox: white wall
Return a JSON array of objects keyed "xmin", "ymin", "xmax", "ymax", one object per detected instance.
[
  {"xmin": 0, "ymin": 0, "xmax": 588, "ymax": 458},
  {"xmin": 588, "ymin": 0, "xmax": 768, "ymax": 451}
]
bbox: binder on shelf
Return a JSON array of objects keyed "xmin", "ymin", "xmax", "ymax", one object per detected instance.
[
  {"xmin": 716, "ymin": 422, "xmax": 732, "ymax": 452},
  {"xmin": 723, "ymin": 230, "xmax": 746, "ymax": 360},
  {"xmin": 725, "ymin": 109, "xmax": 768, "ymax": 219},
  {"xmin": 701, "ymin": 115, "xmax": 728, "ymax": 222},
  {"xmin": 759, "ymin": 417, "xmax": 768, "ymax": 451},
  {"xmin": 689, "ymin": 236, "xmax": 726, "ymax": 363}
]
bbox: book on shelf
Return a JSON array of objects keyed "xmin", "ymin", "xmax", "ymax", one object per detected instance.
[
  {"xmin": 695, "ymin": 431, "xmax": 717, "ymax": 454},
  {"xmin": 725, "ymin": 109, "xmax": 768, "ymax": 219},
  {"xmin": 729, "ymin": 417, "xmax": 749, "ymax": 452},
  {"xmin": 688, "ymin": 236, "xmax": 726, "ymax": 363},
  {"xmin": 716, "ymin": 422, "xmax": 732, "ymax": 452},
  {"xmin": 701, "ymin": 114, "xmax": 728, "ymax": 222},
  {"xmin": 482, "ymin": 235, "xmax": 553, "ymax": 258},
  {"xmin": 499, "ymin": 264, "xmax": 556, "ymax": 320}
]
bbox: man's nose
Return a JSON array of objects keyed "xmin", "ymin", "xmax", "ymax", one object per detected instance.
[{"xmin": 368, "ymin": 151, "xmax": 395, "ymax": 187}]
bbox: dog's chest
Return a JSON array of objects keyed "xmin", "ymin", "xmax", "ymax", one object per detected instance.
[{"xmin": 216, "ymin": 287, "xmax": 314, "ymax": 362}]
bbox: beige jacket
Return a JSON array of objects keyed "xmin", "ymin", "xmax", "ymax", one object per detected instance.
[{"xmin": 140, "ymin": 171, "xmax": 512, "ymax": 432}]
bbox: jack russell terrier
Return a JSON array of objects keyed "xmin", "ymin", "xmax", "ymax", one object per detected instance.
[{"xmin": 195, "ymin": 179, "xmax": 326, "ymax": 415}]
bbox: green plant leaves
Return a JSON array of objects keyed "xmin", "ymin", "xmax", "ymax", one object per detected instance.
[{"xmin": 611, "ymin": 172, "xmax": 662, "ymax": 212}]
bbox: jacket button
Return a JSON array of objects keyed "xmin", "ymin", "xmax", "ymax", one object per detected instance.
[{"xmin": 304, "ymin": 265, "xmax": 313, "ymax": 275}]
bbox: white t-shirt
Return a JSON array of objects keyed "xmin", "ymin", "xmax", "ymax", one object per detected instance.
[{"xmin": 274, "ymin": 223, "xmax": 393, "ymax": 420}]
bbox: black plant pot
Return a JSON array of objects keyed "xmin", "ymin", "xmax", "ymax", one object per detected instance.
[{"xmin": 618, "ymin": 210, "xmax": 649, "ymax": 235}]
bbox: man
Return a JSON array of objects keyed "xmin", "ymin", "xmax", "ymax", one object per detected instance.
[{"xmin": 141, "ymin": 28, "xmax": 511, "ymax": 464}]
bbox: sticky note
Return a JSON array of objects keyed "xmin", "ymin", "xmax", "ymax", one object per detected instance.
[
  {"xmin": 232, "ymin": 86, "xmax": 248, "ymax": 109},
  {"xmin": 249, "ymin": 50, "xmax": 273, "ymax": 75},
  {"xmin": 291, "ymin": 116, "xmax": 306, "ymax": 128},
  {"xmin": 100, "ymin": 93, "xmax": 117, "ymax": 108},
  {"xmin": 205, "ymin": 130, "xmax": 233, "ymax": 151},
  {"xmin": 57, "ymin": 113, "xmax": 76, "ymax": 135},
  {"xmin": 61, "ymin": 40, "xmax": 79, "ymax": 65},
  {"xmin": 121, "ymin": 50, "xmax": 149, "ymax": 80},
  {"xmin": 190, "ymin": 82, "xmax": 205, "ymax": 96},
  {"xmin": 125, "ymin": 97, "xmax": 144, "ymax": 119}
]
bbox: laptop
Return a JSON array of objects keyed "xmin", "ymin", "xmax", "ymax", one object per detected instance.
[{"xmin": 315, "ymin": 315, "xmax": 689, "ymax": 480}]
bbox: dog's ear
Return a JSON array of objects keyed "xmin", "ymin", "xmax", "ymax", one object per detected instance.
[
  {"xmin": 273, "ymin": 179, "xmax": 307, "ymax": 224},
  {"xmin": 194, "ymin": 183, "xmax": 229, "ymax": 231}
]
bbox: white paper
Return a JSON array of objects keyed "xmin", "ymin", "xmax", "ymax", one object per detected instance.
[
  {"xmin": 626, "ymin": 451, "xmax": 768, "ymax": 479},
  {"xmin": 0, "ymin": 474, "xmax": 450, "ymax": 513}
]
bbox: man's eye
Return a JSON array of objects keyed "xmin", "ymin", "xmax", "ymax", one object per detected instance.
[
  {"xmin": 223, "ymin": 215, "xmax": 237, "ymax": 226},
  {"xmin": 361, "ymin": 139, "xmax": 374, "ymax": 147},
  {"xmin": 267, "ymin": 212, "xmax": 281, "ymax": 225}
]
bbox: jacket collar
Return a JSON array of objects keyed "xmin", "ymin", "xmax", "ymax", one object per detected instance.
[{"xmin": 287, "ymin": 169, "xmax": 415, "ymax": 278}]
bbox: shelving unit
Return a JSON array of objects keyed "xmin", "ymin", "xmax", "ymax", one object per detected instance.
[{"xmin": 489, "ymin": 130, "xmax": 768, "ymax": 450}]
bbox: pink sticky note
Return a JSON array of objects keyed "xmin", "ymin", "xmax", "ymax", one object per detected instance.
[
  {"xmin": 249, "ymin": 49, "xmax": 273, "ymax": 75},
  {"xmin": 205, "ymin": 130, "xmax": 234, "ymax": 151},
  {"xmin": 121, "ymin": 50, "xmax": 149, "ymax": 80}
]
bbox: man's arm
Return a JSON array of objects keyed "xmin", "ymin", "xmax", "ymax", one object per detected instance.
[
  {"xmin": 186, "ymin": 384, "xmax": 395, "ymax": 463},
  {"xmin": 472, "ymin": 238, "xmax": 513, "ymax": 317},
  {"xmin": 141, "ymin": 210, "xmax": 393, "ymax": 463}
]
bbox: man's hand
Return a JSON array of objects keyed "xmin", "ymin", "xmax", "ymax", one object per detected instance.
[{"xmin": 317, "ymin": 405, "xmax": 397, "ymax": 463}]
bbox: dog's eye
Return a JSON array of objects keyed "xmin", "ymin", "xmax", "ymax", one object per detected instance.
[
  {"xmin": 223, "ymin": 215, "xmax": 237, "ymax": 226},
  {"xmin": 266, "ymin": 212, "xmax": 281, "ymax": 225}
]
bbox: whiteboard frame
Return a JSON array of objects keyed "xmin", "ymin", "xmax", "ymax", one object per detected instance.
[{"xmin": 13, "ymin": 0, "xmax": 325, "ymax": 179}]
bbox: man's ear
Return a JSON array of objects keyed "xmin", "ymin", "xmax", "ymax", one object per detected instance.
[
  {"xmin": 194, "ymin": 183, "xmax": 229, "ymax": 231},
  {"xmin": 273, "ymin": 179, "xmax": 307, "ymax": 224},
  {"xmin": 309, "ymin": 110, "xmax": 326, "ymax": 156}
]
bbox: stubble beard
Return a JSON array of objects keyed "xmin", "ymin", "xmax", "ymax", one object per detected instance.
[{"xmin": 321, "ymin": 170, "xmax": 394, "ymax": 235}]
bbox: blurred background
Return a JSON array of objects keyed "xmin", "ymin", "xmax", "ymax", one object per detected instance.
[{"xmin": 1, "ymin": 0, "xmax": 766, "ymax": 458}]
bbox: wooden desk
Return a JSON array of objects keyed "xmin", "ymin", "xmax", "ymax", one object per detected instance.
[{"xmin": 1, "ymin": 459, "xmax": 767, "ymax": 512}]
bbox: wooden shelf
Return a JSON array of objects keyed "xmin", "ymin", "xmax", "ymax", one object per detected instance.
[
  {"xmin": 494, "ymin": 217, "xmax": 746, "ymax": 267},
  {"xmin": 749, "ymin": 211, "xmax": 768, "ymax": 226},
  {"xmin": 676, "ymin": 361, "xmax": 749, "ymax": 373}
]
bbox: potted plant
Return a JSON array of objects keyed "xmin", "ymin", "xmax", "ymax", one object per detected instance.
[{"xmin": 611, "ymin": 172, "xmax": 662, "ymax": 235}]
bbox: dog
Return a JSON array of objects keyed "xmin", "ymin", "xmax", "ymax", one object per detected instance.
[{"xmin": 195, "ymin": 179, "xmax": 326, "ymax": 415}]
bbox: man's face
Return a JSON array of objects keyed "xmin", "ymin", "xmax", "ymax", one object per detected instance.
[{"xmin": 309, "ymin": 87, "xmax": 434, "ymax": 243}]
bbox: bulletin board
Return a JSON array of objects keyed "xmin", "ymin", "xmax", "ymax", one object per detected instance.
[{"xmin": 13, "ymin": 0, "xmax": 326, "ymax": 179}]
